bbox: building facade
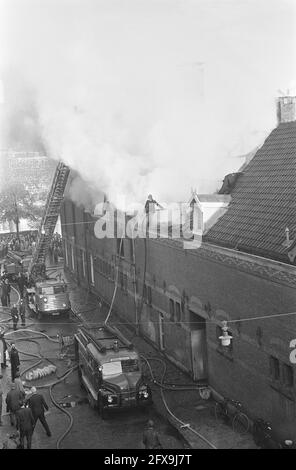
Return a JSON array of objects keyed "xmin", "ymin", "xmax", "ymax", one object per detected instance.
[{"xmin": 61, "ymin": 96, "xmax": 296, "ymax": 432}]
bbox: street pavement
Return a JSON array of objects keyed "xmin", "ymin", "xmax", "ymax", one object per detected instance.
[
  {"xmin": 64, "ymin": 268, "xmax": 258, "ymax": 449},
  {"xmin": 0, "ymin": 274, "xmax": 184, "ymax": 449},
  {"xmin": 0, "ymin": 260, "xmax": 258, "ymax": 449}
]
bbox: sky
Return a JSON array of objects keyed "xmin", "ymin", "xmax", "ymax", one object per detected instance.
[{"xmin": 0, "ymin": 0, "xmax": 295, "ymax": 210}]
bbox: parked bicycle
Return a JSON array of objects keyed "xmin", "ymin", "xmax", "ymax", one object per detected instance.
[{"xmin": 215, "ymin": 397, "xmax": 250, "ymax": 434}]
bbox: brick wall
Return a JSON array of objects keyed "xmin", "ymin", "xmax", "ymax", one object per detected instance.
[{"xmin": 61, "ymin": 198, "xmax": 296, "ymax": 426}]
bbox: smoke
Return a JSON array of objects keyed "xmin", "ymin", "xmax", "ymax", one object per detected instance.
[{"xmin": 0, "ymin": 0, "xmax": 295, "ymax": 210}]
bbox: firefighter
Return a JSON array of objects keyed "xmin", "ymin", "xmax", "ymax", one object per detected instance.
[
  {"xmin": 11, "ymin": 304, "xmax": 19, "ymax": 331},
  {"xmin": 19, "ymin": 299, "xmax": 26, "ymax": 327},
  {"xmin": 144, "ymin": 194, "xmax": 163, "ymax": 215}
]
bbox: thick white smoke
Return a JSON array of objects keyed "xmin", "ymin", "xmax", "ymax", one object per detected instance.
[{"xmin": 0, "ymin": 0, "xmax": 295, "ymax": 210}]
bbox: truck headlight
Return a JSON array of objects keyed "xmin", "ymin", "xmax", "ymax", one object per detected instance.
[
  {"xmin": 43, "ymin": 297, "xmax": 48, "ymax": 303},
  {"xmin": 138, "ymin": 385, "xmax": 149, "ymax": 399},
  {"xmin": 107, "ymin": 395, "xmax": 114, "ymax": 403},
  {"xmin": 62, "ymin": 303, "xmax": 66, "ymax": 307}
]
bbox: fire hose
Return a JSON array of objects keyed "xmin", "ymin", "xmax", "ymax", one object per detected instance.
[
  {"xmin": 4, "ymin": 329, "xmax": 76, "ymax": 449},
  {"xmin": 141, "ymin": 354, "xmax": 217, "ymax": 449}
]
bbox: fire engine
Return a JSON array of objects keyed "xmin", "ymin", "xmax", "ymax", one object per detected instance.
[
  {"xmin": 74, "ymin": 324, "xmax": 152, "ymax": 418},
  {"xmin": 26, "ymin": 279, "xmax": 71, "ymax": 320}
]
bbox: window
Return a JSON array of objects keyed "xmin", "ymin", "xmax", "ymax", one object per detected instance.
[
  {"xmin": 90, "ymin": 254, "xmax": 95, "ymax": 285},
  {"xmin": 82, "ymin": 250, "xmax": 86, "ymax": 277},
  {"xmin": 121, "ymin": 359, "xmax": 139, "ymax": 373},
  {"xmin": 282, "ymin": 363, "xmax": 294, "ymax": 387},
  {"xmin": 169, "ymin": 299, "xmax": 175, "ymax": 322},
  {"xmin": 41, "ymin": 285, "xmax": 66, "ymax": 295},
  {"xmin": 176, "ymin": 302, "xmax": 181, "ymax": 323},
  {"xmin": 270, "ymin": 356, "xmax": 280, "ymax": 381}
]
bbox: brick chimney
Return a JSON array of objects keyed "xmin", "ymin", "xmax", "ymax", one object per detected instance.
[{"xmin": 276, "ymin": 96, "xmax": 296, "ymax": 124}]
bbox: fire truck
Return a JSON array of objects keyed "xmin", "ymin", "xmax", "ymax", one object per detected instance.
[
  {"xmin": 26, "ymin": 279, "xmax": 71, "ymax": 320},
  {"xmin": 74, "ymin": 324, "xmax": 152, "ymax": 418}
]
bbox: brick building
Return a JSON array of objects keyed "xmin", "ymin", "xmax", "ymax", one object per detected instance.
[
  {"xmin": 61, "ymin": 96, "xmax": 296, "ymax": 432},
  {"xmin": 1, "ymin": 150, "xmax": 56, "ymax": 197}
]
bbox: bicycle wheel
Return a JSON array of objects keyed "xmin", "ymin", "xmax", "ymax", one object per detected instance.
[
  {"xmin": 215, "ymin": 402, "xmax": 226, "ymax": 422},
  {"xmin": 232, "ymin": 412, "xmax": 250, "ymax": 434}
]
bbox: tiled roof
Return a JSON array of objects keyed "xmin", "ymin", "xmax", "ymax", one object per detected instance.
[{"xmin": 204, "ymin": 122, "xmax": 296, "ymax": 263}]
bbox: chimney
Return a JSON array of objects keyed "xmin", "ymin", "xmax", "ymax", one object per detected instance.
[{"xmin": 276, "ymin": 96, "xmax": 296, "ymax": 124}]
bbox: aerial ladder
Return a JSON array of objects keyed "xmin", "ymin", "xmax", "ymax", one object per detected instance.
[{"xmin": 28, "ymin": 161, "xmax": 70, "ymax": 280}]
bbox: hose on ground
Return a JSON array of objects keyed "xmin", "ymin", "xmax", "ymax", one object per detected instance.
[
  {"xmin": 4, "ymin": 326, "xmax": 76, "ymax": 449},
  {"xmin": 141, "ymin": 355, "xmax": 217, "ymax": 449}
]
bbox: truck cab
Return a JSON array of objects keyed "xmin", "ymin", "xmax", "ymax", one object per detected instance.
[
  {"xmin": 74, "ymin": 325, "xmax": 152, "ymax": 418},
  {"xmin": 27, "ymin": 279, "xmax": 71, "ymax": 319}
]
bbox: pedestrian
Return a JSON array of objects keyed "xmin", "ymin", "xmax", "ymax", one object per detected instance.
[
  {"xmin": 6, "ymin": 383, "xmax": 22, "ymax": 427},
  {"xmin": 14, "ymin": 372, "xmax": 25, "ymax": 401},
  {"xmin": 26, "ymin": 386, "xmax": 51, "ymax": 437},
  {"xmin": 17, "ymin": 272, "xmax": 26, "ymax": 299},
  {"xmin": 142, "ymin": 420, "xmax": 162, "ymax": 449},
  {"xmin": 19, "ymin": 299, "xmax": 26, "ymax": 327},
  {"xmin": 4, "ymin": 279, "xmax": 11, "ymax": 306},
  {"xmin": 0, "ymin": 374, "xmax": 3, "ymax": 426},
  {"xmin": 1, "ymin": 280, "xmax": 8, "ymax": 307},
  {"xmin": 10, "ymin": 343, "xmax": 20, "ymax": 382},
  {"xmin": 11, "ymin": 305, "xmax": 19, "ymax": 331},
  {"xmin": 0, "ymin": 332, "xmax": 7, "ymax": 369},
  {"xmin": 16, "ymin": 403, "xmax": 35, "ymax": 449}
]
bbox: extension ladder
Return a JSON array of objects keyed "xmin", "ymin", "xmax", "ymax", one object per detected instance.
[{"xmin": 28, "ymin": 162, "xmax": 70, "ymax": 276}]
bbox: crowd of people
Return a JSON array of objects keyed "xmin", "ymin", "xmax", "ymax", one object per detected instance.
[
  {"xmin": 49, "ymin": 233, "xmax": 63, "ymax": 264},
  {"xmin": 0, "ymin": 338, "xmax": 52, "ymax": 449},
  {"xmin": 0, "ymin": 232, "xmax": 38, "ymax": 254}
]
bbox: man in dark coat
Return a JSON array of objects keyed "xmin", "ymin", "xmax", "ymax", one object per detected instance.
[
  {"xmin": 26, "ymin": 387, "xmax": 51, "ymax": 437},
  {"xmin": 1, "ymin": 278, "xmax": 8, "ymax": 306},
  {"xmin": 11, "ymin": 305, "xmax": 19, "ymax": 331},
  {"xmin": 10, "ymin": 343, "xmax": 20, "ymax": 382},
  {"xmin": 19, "ymin": 299, "xmax": 26, "ymax": 327},
  {"xmin": 3, "ymin": 279, "xmax": 11, "ymax": 306},
  {"xmin": 17, "ymin": 272, "xmax": 26, "ymax": 299},
  {"xmin": 142, "ymin": 420, "xmax": 162, "ymax": 449},
  {"xmin": 16, "ymin": 403, "xmax": 35, "ymax": 449},
  {"xmin": 6, "ymin": 383, "xmax": 22, "ymax": 426},
  {"xmin": 0, "ymin": 332, "xmax": 7, "ymax": 368}
]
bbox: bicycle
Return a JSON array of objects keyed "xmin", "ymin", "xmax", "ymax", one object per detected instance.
[{"xmin": 215, "ymin": 397, "xmax": 250, "ymax": 434}]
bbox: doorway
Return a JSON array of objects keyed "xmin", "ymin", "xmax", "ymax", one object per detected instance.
[{"xmin": 189, "ymin": 311, "xmax": 208, "ymax": 381}]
